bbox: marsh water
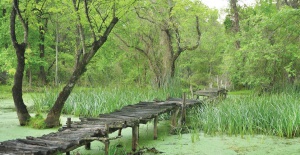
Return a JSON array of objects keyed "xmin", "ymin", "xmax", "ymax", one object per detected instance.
[{"xmin": 1, "ymin": 98, "xmax": 300, "ymax": 154}]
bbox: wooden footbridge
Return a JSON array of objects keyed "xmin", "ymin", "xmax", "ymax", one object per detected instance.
[{"xmin": 0, "ymin": 95, "xmax": 202, "ymax": 155}]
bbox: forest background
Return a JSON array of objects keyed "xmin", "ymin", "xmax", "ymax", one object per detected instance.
[{"xmin": 0, "ymin": 0, "xmax": 299, "ymax": 128}]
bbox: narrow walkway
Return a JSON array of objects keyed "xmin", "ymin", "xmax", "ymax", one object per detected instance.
[{"xmin": 0, "ymin": 97, "xmax": 201, "ymax": 155}]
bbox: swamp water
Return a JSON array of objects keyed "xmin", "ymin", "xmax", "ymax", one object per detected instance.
[{"xmin": 1, "ymin": 100, "xmax": 300, "ymax": 154}]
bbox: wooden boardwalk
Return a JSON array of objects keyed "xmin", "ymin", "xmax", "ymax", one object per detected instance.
[{"xmin": 0, "ymin": 97, "xmax": 201, "ymax": 155}]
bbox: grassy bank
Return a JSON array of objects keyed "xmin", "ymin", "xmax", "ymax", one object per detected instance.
[{"xmin": 193, "ymin": 89, "xmax": 300, "ymax": 138}]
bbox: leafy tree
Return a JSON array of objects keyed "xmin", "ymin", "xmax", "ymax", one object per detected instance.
[
  {"xmin": 44, "ymin": 0, "xmax": 136, "ymax": 127},
  {"xmin": 178, "ymin": 8, "xmax": 226, "ymax": 90},
  {"xmin": 115, "ymin": 0, "xmax": 202, "ymax": 87}
]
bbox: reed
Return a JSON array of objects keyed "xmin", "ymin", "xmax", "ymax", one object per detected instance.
[
  {"xmin": 32, "ymin": 85, "xmax": 182, "ymax": 117},
  {"xmin": 194, "ymin": 90, "xmax": 300, "ymax": 138}
]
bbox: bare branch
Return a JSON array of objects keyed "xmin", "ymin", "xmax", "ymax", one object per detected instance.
[
  {"xmin": 95, "ymin": 8, "xmax": 109, "ymax": 32},
  {"xmin": 84, "ymin": 17, "xmax": 119, "ymax": 62},
  {"xmin": 134, "ymin": 7, "xmax": 156, "ymax": 24},
  {"xmin": 173, "ymin": 16, "xmax": 201, "ymax": 61},
  {"xmin": 84, "ymin": 0, "xmax": 96, "ymax": 41},
  {"xmin": 72, "ymin": 0, "xmax": 86, "ymax": 67},
  {"xmin": 114, "ymin": 33, "xmax": 146, "ymax": 55},
  {"xmin": 183, "ymin": 16, "xmax": 201, "ymax": 51}
]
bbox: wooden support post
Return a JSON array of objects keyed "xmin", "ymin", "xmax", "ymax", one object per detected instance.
[
  {"xmin": 105, "ymin": 124, "xmax": 109, "ymax": 137},
  {"xmin": 104, "ymin": 124, "xmax": 110, "ymax": 155},
  {"xmin": 67, "ymin": 117, "xmax": 71, "ymax": 128},
  {"xmin": 181, "ymin": 93, "xmax": 186, "ymax": 126},
  {"xmin": 85, "ymin": 142, "xmax": 91, "ymax": 150},
  {"xmin": 118, "ymin": 128, "xmax": 122, "ymax": 136},
  {"xmin": 154, "ymin": 115, "xmax": 158, "ymax": 140},
  {"xmin": 171, "ymin": 107, "xmax": 180, "ymax": 128},
  {"xmin": 104, "ymin": 140, "xmax": 110, "ymax": 155},
  {"xmin": 138, "ymin": 124, "xmax": 140, "ymax": 139},
  {"xmin": 132, "ymin": 123, "xmax": 139, "ymax": 152}
]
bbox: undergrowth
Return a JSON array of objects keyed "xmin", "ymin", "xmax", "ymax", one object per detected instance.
[{"xmin": 27, "ymin": 114, "xmax": 46, "ymax": 129}]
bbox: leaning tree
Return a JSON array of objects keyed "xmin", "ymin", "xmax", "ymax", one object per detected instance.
[
  {"xmin": 10, "ymin": 0, "xmax": 136, "ymax": 127},
  {"xmin": 44, "ymin": 0, "xmax": 136, "ymax": 127}
]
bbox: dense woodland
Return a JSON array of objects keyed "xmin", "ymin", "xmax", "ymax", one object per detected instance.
[{"xmin": 0, "ymin": 0, "xmax": 299, "ymax": 127}]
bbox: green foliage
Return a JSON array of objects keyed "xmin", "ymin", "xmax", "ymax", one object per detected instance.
[
  {"xmin": 228, "ymin": 90, "xmax": 253, "ymax": 95},
  {"xmin": 1, "ymin": 0, "xmax": 298, "ymax": 92},
  {"xmin": 28, "ymin": 114, "xmax": 46, "ymax": 129},
  {"xmin": 0, "ymin": 85, "xmax": 12, "ymax": 99},
  {"xmin": 178, "ymin": 8, "xmax": 226, "ymax": 89},
  {"xmin": 223, "ymin": 15, "xmax": 233, "ymax": 32},
  {"xmin": 196, "ymin": 88, "xmax": 300, "ymax": 138},
  {"xmin": 31, "ymin": 87, "xmax": 60, "ymax": 113},
  {"xmin": 227, "ymin": 2, "xmax": 300, "ymax": 90}
]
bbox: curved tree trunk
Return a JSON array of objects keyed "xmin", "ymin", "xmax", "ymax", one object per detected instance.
[
  {"xmin": 10, "ymin": 1, "xmax": 31, "ymax": 125},
  {"xmin": 12, "ymin": 44, "xmax": 31, "ymax": 125}
]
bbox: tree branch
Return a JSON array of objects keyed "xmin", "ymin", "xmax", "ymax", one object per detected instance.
[
  {"xmin": 183, "ymin": 16, "xmax": 201, "ymax": 51},
  {"xmin": 84, "ymin": 0, "xmax": 96, "ymax": 41},
  {"xmin": 84, "ymin": 17, "xmax": 119, "ymax": 63},
  {"xmin": 95, "ymin": 8, "xmax": 109, "ymax": 33},
  {"xmin": 13, "ymin": 0, "xmax": 28, "ymax": 44},
  {"xmin": 10, "ymin": 1, "xmax": 18, "ymax": 49},
  {"xmin": 174, "ymin": 16, "xmax": 201, "ymax": 60},
  {"xmin": 134, "ymin": 7, "xmax": 156, "ymax": 24},
  {"xmin": 114, "ymin": 33, "xmax": 147, "ymax": 56}
]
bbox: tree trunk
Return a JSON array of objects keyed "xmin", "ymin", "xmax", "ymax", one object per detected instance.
[
  {"xmin": 1, "ymin": 8, "xmax": 8, "ymax": 84},
  {"xmin": 12, "ymin": 44, "xmax": 31, "ymax": 125},
  {"xmin": 55, "ymin": 14, "xmax": 59, "ymax": 86},
  {"xmin": 170, "ymin": 59, "xmax": 176, "ymax": 78},
  {"xmin": 39, "ymin": 24, "xmax": 48, "ymax": 85},
  {"xmin": 230, "ymin": 0, "xmax": 241, "ymax": 49},
  {"xmin": 44, "ymin": 63, "xmax": 85, "ymax": 127},
  {"xmin": 10, "ymin": 1, "xmax": 31, "ymax": 126}
]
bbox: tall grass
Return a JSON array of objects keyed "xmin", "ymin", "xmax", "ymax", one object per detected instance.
[
  {"xmin": 193, "ymin": 90, "xmax": 300, "ymax": 138},
  {"xmin": 32, "ymin": 86, "xmax": 182, "ymax": 117}
]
